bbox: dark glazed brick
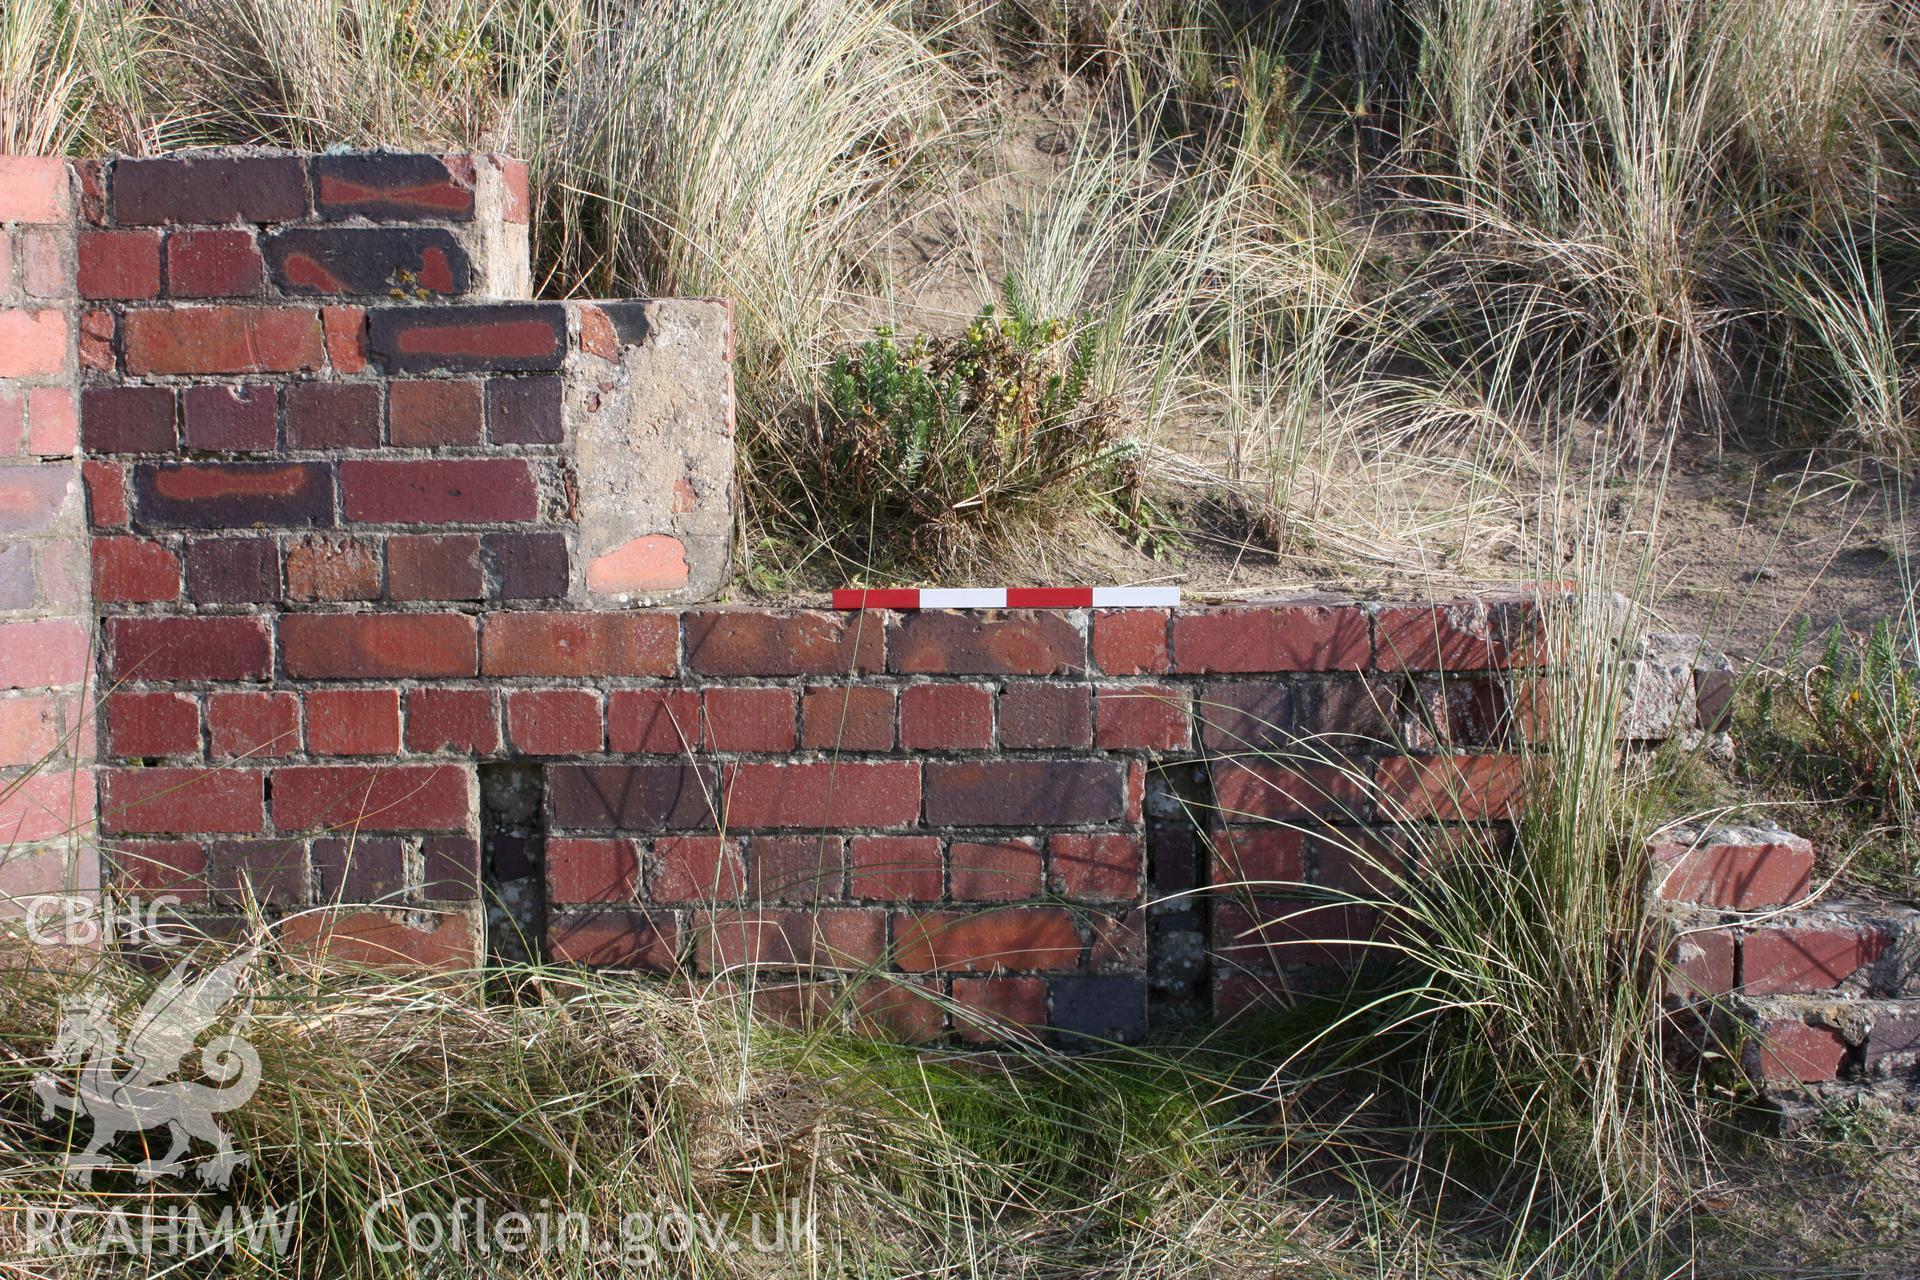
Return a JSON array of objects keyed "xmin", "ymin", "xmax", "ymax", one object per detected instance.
[
  {"xmin": 482, "ymin": 531, "xmax": 569, "ymax": 599},
  {"xmin": 368, "ymin": 304, "xmax": 567, "ymax": 373},
  {"xmin": 341, "ymin": 459, "xmax": 537, "ymax": 524},
  {"xmin": 1193, "ymin": 682, "xmax": 1298, "ymax": 753},
  {"xmin": 998, "ymin": 684, "xmax": 1092, "ymax": 749},
  {"xmin": 112, "ymin": 156, "xmax": 308, "ymax": 225},
  {"xmin": 1051, "ymin": 976, "xmax": 1146, "ymax": 1045},
  {"xmin": 486, "ymin": 377, "xmax": 563, "ymax": 444},
  {"xmin": 420, "ymin": 836, "xmax": 481, "ymax": 899},
  {"xmin": 182, "ymin": 385, "xmax": 276, "ymax": 452},
  {"xmin": 545, "ymin": 764, "xmax": 720, "ymax": 831},
  {"xmin": 285, "ymin": 382, "xmax": 381, "ymax": 449},
  {"xmin": 266, "ymin": 227, "xmax": 471, "ymax": 297},
  {"xmin": 206, "ymin": 840, "xmax": 309, "ymax": 905},
  {"xmin": 81, "ymin": 387, "xmax": 175, "ymax": 454},
  {"xmin": 184, "ymin": 537, "xmax": 278, "ymax": 604},
  {"xmin": 313, "ymin": 836, "xmax": 405, "ymax": 901},
  {"xmin": 924, "ymin": 761, "xmax": 1126, "ymax": 826},
  {"xmin": 133, "ymin": 462, "xmax": 333, "ymax": 528},
  {"xmin": 313, "ymin": 154, "xmax": 475, "ymax": 221}
]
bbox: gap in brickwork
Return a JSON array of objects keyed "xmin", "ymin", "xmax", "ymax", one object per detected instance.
[
  {"xmin": 1145, "ymin": 762, "xmax": 1211, "ymax": 1031},
  {"xmin": 480, "ymin": 763, "xmax": 547, "ymax": 965}
]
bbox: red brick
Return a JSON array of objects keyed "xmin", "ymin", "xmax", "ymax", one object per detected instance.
[
  {"xmin": 951, "ymin": 839, "xmax": 1042, "ymax": 900},
  {"xmin": 1375, "ymin": 754, "xmax": 1523, "ymax": 821},
  {"xmin": 1308, "ymin": 828, "xmax": 1409, "ymax": 896},
  {"xmin": 750, "ymin": 835, "xmax": 845, "ymax": 902},
  {"xmin": 0, "ymin": 157, "xmax": 70, "ymax": 223},
  {"xmin": 1213, "ymin": 899, "xmax": 1376, "ymax": 970},
  {"xmin": 924, "ymin": 760, "xmax": 1125, "ymax": 826},
  {"xmin": 1092, "ymin": 609, "xmax": 1169, "ymax": 674},
  {"xmin": 1742, "ymin": 923, "xmax": 1889, "ymax": 994},
  {"xmin": 498, "ymin": 157, "xmax": 531, "ymax": 223},
  {"xmin": 184, "ymin": 536, "xmax": 278, "ymax": 604},
  {"xmin": 0, "ymin": 542, "xmax": 31, "ymax": 608},
  {"xmin": 26, "ymin": 386, "xmax": 77, "ymax": 456},
  {"xmin": 506, "ymin": 688, "xmax": 604, "ymax": 755},
  {"xmin": 285, "ymin": 382, "xmax": 380, "ymax": 449},
  {"xmin": 720, "ymin": 761, "xmax": 920, "ymax": 829},
  {"xmin": 894, "ymin": 908, "xmax": 1083, "ymax": 973},
  {"xmin": 280, "ymin": 909, "xmax": 477, "ymax": 971},
  {"xmin": 112, "ymin": 156, "xmax": 308, "ymax": 225},
  {"xmin": 704, "ymin": 686, "xmax": 797, "ymax": 752},
  {"xmin": 271, "ymin": 763, "xmax": 471, "ymax": 833},
  {"xmin": 0, "ymin": 309, "xmax": 69, "ymax": 378},
  {"xmin": 20, "ymin": 230, "xmax": 62, "ymax": 298},
  {"xmin": 0, "ymin": 693, "xmax": 63, "ymax": 766},
  {"xmin": 543, "ymin": 763, "xmax": 720, "ymax": 831},
  {"xmin": 0, "ymin": 619, "xmax": 89, "ymax": 689},
  {"xmin": 1206, "ymin": 827, "xmax": 1306, "ymax": 886},
  {"xmin": 323, "ymin": 305, "xmax": 367, "ymax": 373},
  {"xmin": 800, "ymin": 685, "xmax": 895, "ymax": 751},
  {"xmin": 1754, "ymin": 1019, "xmax": 1849, "ymax": 1085},
  {"xmin": 91, "ymin": 537, "xmax": 180, "ymax": 603},
  {"xmin": 76, "ymin": 308, "xmax": 112, "ymax": 373},
  {"xmin": 339, "ymin": 457, "xmax": 536, "ymax": 524},
  {"xmin": 405, "ymin": 688, "xmax": 498, "ymax": 754},
  {"xmin": 387, "ymin": 379, "xmax": 483, "ymax": 446},
  {"xmin": 548, "ymin": 910, "xmax": 680, "ymax": 970},
  {"xmin": 166, "ymin": 229, "xmax": 266, "ymax": 298},
  {"xmin": 650, "ymin": 835, "xmax": 745, "ymax": 903},
  {"xmin": 207, "ymin": 691, "xmax": 301, "ymax": 760},
  {"xmin": 282, "ymin": 612, "xmax": 476, "ymax": 679},
  {"xmin": 1649, "ymin": 826, "xmax": 1814, "ymax": 910},
  {"xmin": 546, "ymin": 836, "xmax": 640, "ymax": 903},
  {"xmin": 101, "ymin": 767, "xmax": 265, "ymax": 835},
  {"xmin": 889, "ymin": 611, "xmax": 1084, "ymax": 675},
  {"xmin": 693, "ymin": 908, "xmax": 885, "ymax": 972},
  {"xmin": 0, "ymin": 463, "xmax": 73, "ymax": 536},
  {"xmin": 123, "ymin": 306, "xmax": 326, "ymax": 376},
  {"xmin": 368, "ymin": 304, "xmax": 567, "ymax": 374},
  {"xmin": 315, "ymin": 154, "xmax": 475, "ymax": 220},
  {"xmin": 685, "ymin": 609, "xmax": 883, "ymax": 676},
  {"xmin": 0, "ymin": 769, "xmax": 95, "ymax": 845},
  {"xmin": 306, "ymin": 688, "xmax": 403, "ymax": 756},
  {"xmin": 1668, "ymin": 927, "xmax": 1736, "ymax": 1000},
  {"xmin": 1094, "ymin": 685, "xmax": 1190, "ymax": 750},
  {"xmin": 105, "ymin": 691, "xmax": 200, "ymax": 759},
  {"xmin": 81, "ymin": 387, "xmax": 176, "ymax": 454},
  {"xmin": 606, "ymin": 689, "xmax": 703, "ymax": 753},
  {"xmin": 77, "ymin": 230, "xmax": 162, "ymax": 299},
  {"xmin": 849, "ymin": 979, "xmax": 945, "ymax": 1042},
  {"xmin": 1049, "ymin": 833, "xmax": 1144, "ymax": 899},
  {"xmin": 1373, "ymin": 599, "xmax": 1532, "ymax": 671},
  {"xmin": 997, "ymin": 683, "xmax": 1091, "ymax": 749},
  {"xmin": 849, "ymin": 835, "xmax": 942, "ymax": 901},
  {"xmin": 952, "ymin": 976, "xmax": 1048, "ymax": 1044},
  {"xmin": 387, "ymin": 533, "xmax": 483, "ymax": 601},
  {"xmin": 81, "ymin": 461, "xmax": 127, "ymax": 528},
  {"xmin": 1210, "ymin": 761, "xmax": 1369, "ymax": 822},
  {"xmin": 182, "ymin": 384, "xmax": 277, "ymax": 452},
  {"xmin": 899, "ymin": 683, "xmax": 993, "ymax": 750},
  {"xmin": 480, "ymin": 612, "xmax": 675, "ymax": 677},
  {"xmin": 284, "ymin": 535, "xmax": 380, "ymax": 601},
  {"xmin": 1171, "ymin": 603, "xmax": 1371, "ymax": 673},
  {"xmin": 104, "ymin": 615, "xmax": 271, "ymax": 682},
  {"xmin": 108, "ymin": 839, "xmax": 208, "ymax": 900}
]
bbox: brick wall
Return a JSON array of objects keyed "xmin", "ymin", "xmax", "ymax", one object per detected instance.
[
  {"xmin": 8, "ymin": 149, "xmax": 1723, "ymax": 1045},
  {"xmin": 0, "ymin": 157, "xmax": 96, "ymax": 917}
]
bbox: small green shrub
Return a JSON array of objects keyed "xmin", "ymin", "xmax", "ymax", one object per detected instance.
[{"xmin": 748, "ymin": 288, "xmax": 1142, "ymax": 581}]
